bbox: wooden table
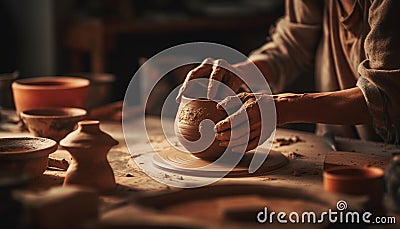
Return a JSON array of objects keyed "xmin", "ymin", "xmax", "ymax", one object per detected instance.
[{"xmin": 1, "ymin": 116, "xmax": 398, "ymax": 227}]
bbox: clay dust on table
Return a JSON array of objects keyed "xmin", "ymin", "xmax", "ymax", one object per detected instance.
[
  {"xmin": 274, "ymin": 136, "xmax": 304, "ymax": 147},
  {"xmin": 287, "ymin": 152, "xmax": 305, "ymax": 159}
]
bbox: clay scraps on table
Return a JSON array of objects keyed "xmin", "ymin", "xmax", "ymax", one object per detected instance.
[
  {"xmin": 47, "ymin": 158, "xmax": 69, "ymax": 170},
  {"xmin": 287, "ymin": 152, "xmax": 305, "ymax": 159},
  {"xmin": 291, "ymin": 168, "xmax": 319, "ymax": 177},
  {"xmin": 274, "ymin": 136, "xmax": 304, "ymax": 147}
]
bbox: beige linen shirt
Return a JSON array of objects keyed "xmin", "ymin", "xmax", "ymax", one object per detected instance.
[{"xmin": 250, "ymin": 0, "xmax": 400, "ymax": 143}]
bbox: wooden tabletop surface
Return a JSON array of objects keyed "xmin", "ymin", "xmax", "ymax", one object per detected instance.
[{"xmin": 1, "ymin": 115, "xmax": 398, "ymax": 227}]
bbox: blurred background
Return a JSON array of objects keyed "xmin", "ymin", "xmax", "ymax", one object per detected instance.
[{"xmin": 0, "ymin": 0, "xmax": 288, "ymax": 102}]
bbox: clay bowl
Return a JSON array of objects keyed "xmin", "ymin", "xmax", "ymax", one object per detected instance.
[
  {"xmin": 175, "ymin": 96, "xmax": 228, "ymax": 161},
  {"xmin": 323, "ymin": 166, "xmax": 384, "ymax": 207},
  {"xmin": 20, "ymin": 107, "xmax": 87, "ymax": 142},
  {"xmin": 0, "ymin": 137, "xmax": 57, "ymax": 179},
  {"xmin": 12, "ymin": 76, "xmax": 90, "ymax": 115}
]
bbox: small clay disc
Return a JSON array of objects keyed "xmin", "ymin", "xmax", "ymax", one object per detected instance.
[{"xmin": 153, "ymin": 148, "xmax": 288, "ymax": 178}]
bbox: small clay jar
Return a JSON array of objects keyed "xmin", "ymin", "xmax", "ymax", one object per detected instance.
[
  {"xmin": 175, "ymin": 97, "xmax": 228, "ymax": 160},
  {"xmin": 60, "ymin": 120, "xmax": 118, "ymax": 192}
]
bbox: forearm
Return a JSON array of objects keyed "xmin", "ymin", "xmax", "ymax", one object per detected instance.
[
  {"xmin": 274, "ymin": 87, "xmax": 372, "ymax": 126},
  {"xmin": 233, "ymin": 58, "xmax": 277, "ymax": 89}
]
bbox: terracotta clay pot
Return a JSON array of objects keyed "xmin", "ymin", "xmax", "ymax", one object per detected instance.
[
  {"xmin": 0, "ymin": 137, "xmax": 57, "ymax": 179},
  {"xmin": 323, "ymin": 166, "xmax": 384, "ymax": 208},
  {"xmin": 12, "ymin": 76, "xmax": 89, "ymax": 114},
  {"xmin": 60, "ymin": 120, "xmax": 118, "ymax": 192},
  {"xmin": 20, "ymin": 107, "xmax": 87, "ymax": 142},
  {"xmin": 175, "ymin": 97, "xmax": 228, "ymax": 161}
]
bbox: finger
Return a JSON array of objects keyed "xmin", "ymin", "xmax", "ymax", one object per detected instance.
[
  {"xmin": 222, "ymin": 72, "xmax": 244, "ymax": 94},
  {"xmin": 219, "ymin": 127, "xmax": 260, "ymax": 147},
  {"xmin": 216, "ymin": 91, "xmax": 252, "ymax": 110},
  {"xmin": 229, "ymin": 130, "xmax": 260, "ymax": 146},
  {"xmin": 215, "ymin": 94, "xmax": 261, "ymax": 132},
  {"xmin": 216, "ymin": 124, "xmax": 243, "ymax": 141},
  {"xmin": 176, "ymin": 58, "xmax": 214, "ymax": 102},
  {"xmin": 214, "ymin": 117, "xmax": 231, "ymax": 133},
  {"xmin": 189, "ymin": 58, "xmax": 215, "ymax": 79},
  {"xmin": 232, "ymin": 136, "xmax": 260, "ymax": 152},
  {"xmin": 215, "ymin": 104, "xmax": 250, "ymax": 132},
  {"xmin": 216, "ymin": 120, "xmax": 261, "ymax": 141},
  {"xmin": 218, "ymin": 140, "xmax": 229, "ymax": 147},
  {"xmin": 177, "ymin": 66, "xmax": 212, "ymax": 101},
  {"xmin": 207, "ymin": 60, "xmax": 228, "ymax": 100}
]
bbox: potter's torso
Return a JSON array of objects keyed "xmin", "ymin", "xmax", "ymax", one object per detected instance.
[
  {"xmin": 316, "ymin": 0, "xmax": 371, "ymax": 92},
  {"xmin": 315, "ymin": 0, "xmax": 383, "ymax": 140}
]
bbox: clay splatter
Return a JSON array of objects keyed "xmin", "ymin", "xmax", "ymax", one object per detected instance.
[
  {"xmin": 287, "ymin": 152, "xmax": 305, "ymax": 159},
  {"xmin": 274, "ymin": 136, "xmax": 304, "ymax": 147}
]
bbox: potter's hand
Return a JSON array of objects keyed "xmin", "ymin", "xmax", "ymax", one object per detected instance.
[
  {"xmin": 176, "ymin": 58, "xmax": 245, "ymax": 102},
  {"xmin": 215, "ymin": 92, "xmax": 274, "ymax": 152}
]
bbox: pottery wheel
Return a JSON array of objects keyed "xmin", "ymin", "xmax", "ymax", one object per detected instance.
[{"xmin": 153, "ymin": 148, "xmax": 288, "ymax": 178}]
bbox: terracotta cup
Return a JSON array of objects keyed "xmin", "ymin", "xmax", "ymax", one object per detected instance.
[
  {"xmin": 12, "ymin": 76, "xmax": 90, "ymax": 115},
  {"xmin": 175, "ymin": 96, "xmax": 228, "ymax": 161},
  {"xmin": 323, "ymin": 166, "xmax": 385, "ymax": 208}
]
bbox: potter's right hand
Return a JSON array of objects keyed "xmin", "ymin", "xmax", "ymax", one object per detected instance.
[
  {"xmin": 215, "ymin": 92, "xmax": 275, "ymax": 152},
  {"xmin": 176, "ymin": 58, "xmax": 245, "ymax": 102}
]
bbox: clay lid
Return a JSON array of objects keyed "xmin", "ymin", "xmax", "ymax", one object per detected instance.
[
  {"xmin": 0, "ymin": 137, "xmax": 57, "ymax": 159},
  {"xmin": 60, "ymin": 120, "xmax": 118, "ymax": 149}
]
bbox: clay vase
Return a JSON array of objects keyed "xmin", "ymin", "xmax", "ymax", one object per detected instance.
[
  {"xmin": 60, "ymin": 120, "xmax": 118, "ymax": 192},
  {"xmin": 175, "ymin": 97, "xmax": 228, "ymax": 161}
]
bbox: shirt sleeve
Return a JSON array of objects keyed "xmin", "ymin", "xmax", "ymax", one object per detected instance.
[
  {"xmin": 357, "ymin": 0, "xmax": 400, "ymax": 144},
  {"xmin": 249, "ymin": 0, "xmax": 323, "ymax": 93}
]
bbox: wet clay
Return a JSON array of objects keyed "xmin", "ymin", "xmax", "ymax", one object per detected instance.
[{"xmin": 175, "ymin": 97, "xmax": 228, "ymax": 160}]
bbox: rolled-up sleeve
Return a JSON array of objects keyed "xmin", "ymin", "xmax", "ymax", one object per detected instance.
[
  {"xmin": 357, "ymin": 0, "xmax": 400, "ymax": 144},
  {"xmin": 249, "ymin": 0, "xmax": 323, "ymax": 93}
]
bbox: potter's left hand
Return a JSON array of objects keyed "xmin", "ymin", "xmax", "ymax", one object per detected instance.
[
  {"xmin": 215, "ymin": 92, "xmax": 275, "ymax": 152},
  {"xmin": 176, "ymin": 58, "xmax": 246, "ymax": 102}
]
